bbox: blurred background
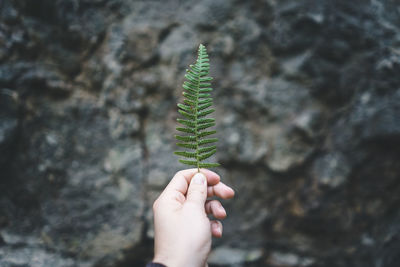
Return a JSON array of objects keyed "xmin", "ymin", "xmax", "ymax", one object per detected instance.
[{"xmin": 1, "ymin": 0, "xmax": 400, "ymax": 266}]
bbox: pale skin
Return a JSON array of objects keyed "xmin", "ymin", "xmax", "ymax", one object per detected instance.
[{"xmin": 152, "ymin": 169, "xmax": 235, "ymax": 267}]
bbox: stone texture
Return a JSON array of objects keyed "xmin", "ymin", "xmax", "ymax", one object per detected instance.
[
  {"xmin": 1, "ymin": 0, "xmax": 400, "ymax": 266},
  {"xmin": 208, "ymin": 247, "xmax": 263, "ymax": 266},
  {"xmin": 0, "ymin": 90, "xmax": 19, "ymax": 167}
]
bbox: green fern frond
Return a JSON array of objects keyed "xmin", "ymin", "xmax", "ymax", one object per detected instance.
[{"xmin": 174, "ymin": 44, "xmax": 220, "ymax": 172}]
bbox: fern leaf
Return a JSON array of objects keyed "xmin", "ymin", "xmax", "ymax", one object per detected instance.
[
  {"xmin": 199, "ymin": 149, "xmax": 217, "ymax": 161},
  {"xmin": 198, "ymin": 130, "xmax": 217, "ymax": 138},
  {"xmin": 174, "ymin": 44, "xmax": 220, "ymax": 171},
  {"xmin": 179, "ymin": 159, "xmax": 198, "ymax": 166},
  {"xmin": 177, "ymin": 118, "xmax": 195, "ymax": 128},
  {"xmin": 199, "ymin": 98, "xmax": 212, "ymax": 104},
  {"xmin": 198, "ymin": 103, "xmax": 213, "ymax": 111},
  {"xmin": 183, "ymin": 92, "xmax": 197, "ymax": 101},
  {"xmin": 183, "ymin": 85, "xmax": 197, "ymax": 95},
  {"xmin": 197, "ymin": 109, "xmax": 215, "ymax": 118},
  {"xmin": 198, "ymin": 93, "xmax": 211, "ymax": 98},
  {"xmin": 198, "ymin": 118, "xmax": 215, "ymax": 124},
  {"xmin": 189, "ymin": 64, "xmax": 200, "ymax": 72},
  {"xmin": 199, "ymin": 162, "xmax": 220, "ymax": 168},
  {"xmin": 175, "ymin": 135, "xmax": 196, "ymax": 142},
  {"xmin": 198, "ymin": 145, "xmax": 217, "ymax": 154},
  {"xmin": 184, "ymin": 99, "xmax": 196, "ymax": 106},
  {"xmin": 200, "ymin": 77, "xmax": 213, "ymax": 82},
  {"xmin": 177, "ymin": 103, "xmax": 192, "ymax": 112},
  {"xmin": 197, "ymin": 123, "xmax": 215, "ymax": 131},
  {"xmin": 199, "ymin": 82, "xmax": 211, "ymax": 87},
  {"xmin": 183, "ymin": 81, "xmax": 197, "ymax": 90},
  {"xmin": 177, "ymin": 143, "xmax": 197, "ymax": 149},
  {"xmin": 198, "ymin": 138, "xmax": 218, "ymax": 146},
  {"xmin": 174, "ymin": 151, "xmax": 197, "ymax": 158},
  {"xmin": 178, "ymin": 110, "xmax": 195, "ymax": 120},
  {"xmin": 176, "ymin": 127, "xmax": 195, "ymax": 134}
]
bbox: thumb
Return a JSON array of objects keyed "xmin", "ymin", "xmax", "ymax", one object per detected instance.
[{"xmin": 186, "ymin": 172, "xmax": 207, "ymax": 206}]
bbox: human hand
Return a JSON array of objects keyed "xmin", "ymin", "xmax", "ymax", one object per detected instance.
[{"xmin": 152, "ymin": 169, "xmax": 235, "ymax": 267}]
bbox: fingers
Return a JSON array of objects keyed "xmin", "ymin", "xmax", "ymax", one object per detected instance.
[
  {"xmin": 207, "ymin": 182, "xmax": 235, "ymax": 199},
  {"xmin": 205, "ymin": 200, "xmax": 226, "ymax": 219},
  {"xmin": 186, "ymin": 173, "xmax": 208, "ymax": 206},
  {"xmin": 179, "ymin": 168, "xmax": 220, "ymax": 186},
  {"xmin": 210, "ymin": 220, "xmax": 223, "ymax": 238},
  {"xmin": 163, "ymin": 169, "xmax": 220, "ymax": 197}
]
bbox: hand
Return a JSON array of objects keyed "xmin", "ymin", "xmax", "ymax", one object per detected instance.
[{"xmin": 152, "ymin": 169, "xmax": 235, "ymax": 267}]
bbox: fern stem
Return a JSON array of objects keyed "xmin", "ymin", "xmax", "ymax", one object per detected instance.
[{"xmin": 195, "ymin": 46, "xmax": 202, "ymax": 173}]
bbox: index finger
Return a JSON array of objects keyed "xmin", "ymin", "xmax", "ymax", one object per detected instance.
[
  {"xmin": 208, "ymin": 182, "xmax": 235, "ymax": 199},
  {"xmin": 163, "ymin": 168, "xmax": 220, "ymax": 197}
]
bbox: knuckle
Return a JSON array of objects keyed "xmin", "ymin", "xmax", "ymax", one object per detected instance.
[
  {"xmin": 188, "ymin": 188, "xmax": 206, "ymax": 199},
  {"xmin": 176, "ymin": 170, "xmax": 185, "ymax": 177}
]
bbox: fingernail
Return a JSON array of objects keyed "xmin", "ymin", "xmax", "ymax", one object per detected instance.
[
  {"xmin": 220, "ymin": 206, "xmax": 226, "ymax": 216},
  {"xmin": 212, "ymin": 222, "xmax": 221, "ymax": 234},
  {"xmin": 193, "ymin": 173, "xmax": 206, "ymax": 185}
]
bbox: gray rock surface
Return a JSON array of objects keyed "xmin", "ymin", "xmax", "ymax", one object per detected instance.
[{"xmin": 1, "ymin": 0, "xmax": 400, "ymax": 266}]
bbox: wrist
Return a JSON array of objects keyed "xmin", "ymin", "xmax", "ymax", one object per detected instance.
[
  {"xmin": 153, "ymin": 254, "xmax": 202, "ymax": 267},
  {"xmin": 153, "ymin": 255, "xmax": 179, "ymax": 267},
  {"xmin": 146, "ymin": 263, "xmax": 166, "ymax": 267}
]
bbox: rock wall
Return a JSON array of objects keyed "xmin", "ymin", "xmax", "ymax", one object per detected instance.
[{"xmin": 1, "ymin": 0, "xmax": 400, "ymax": 266}]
